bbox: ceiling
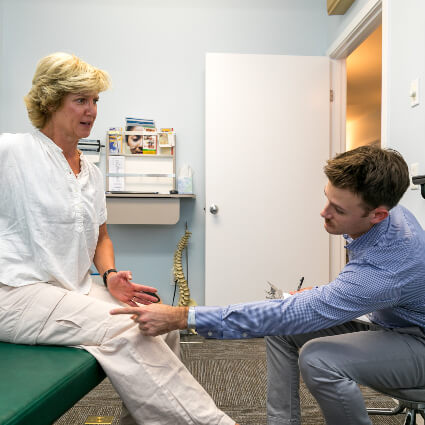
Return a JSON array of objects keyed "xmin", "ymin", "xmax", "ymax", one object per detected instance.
[{"xmin": 346, "ymin": 25, "xmax": 382, "ymax": 122}]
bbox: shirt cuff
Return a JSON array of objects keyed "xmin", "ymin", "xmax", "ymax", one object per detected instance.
[
  {"xmin": 194, "ymin": 306, "xmax": 224, "ymax": 338},
  {"xmin": 187, "ymin": 306, "xmax": 196, "ymax": 329}
]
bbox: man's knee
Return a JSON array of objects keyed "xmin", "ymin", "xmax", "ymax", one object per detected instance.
[
  {"xmin": 298, "ymin": 339, "xmax": 329, "ymax": 387},
  {"xmin": 299, "ymin": 337, "xmax": 349, "ymax": 393},
  {"xmin": 266, "ymin": 334, "xmax": 298, "ymax": 354}
]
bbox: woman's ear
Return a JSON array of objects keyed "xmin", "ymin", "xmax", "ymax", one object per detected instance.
[{"xmin": 370, "ymin": 207, "xmax": 389, "ymax": 224}]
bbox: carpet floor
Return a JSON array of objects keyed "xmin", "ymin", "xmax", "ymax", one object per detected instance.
[{"xmin": 55, "ymin": 335, "xmax": 405, "ymax": 424}]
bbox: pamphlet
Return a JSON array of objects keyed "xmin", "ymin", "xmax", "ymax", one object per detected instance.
[{"xmin": 108, "ymin": 156, "xmax": 125, "ymax": 191}]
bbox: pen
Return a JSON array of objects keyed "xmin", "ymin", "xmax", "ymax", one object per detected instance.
[{"xmin": 296, "ymin": 276, "xmax": 305, "ymax": 291}]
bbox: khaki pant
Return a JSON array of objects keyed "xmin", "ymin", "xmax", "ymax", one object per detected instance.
[{"xmin": 0, "ymin": 281, "xmax": 234, "ymax": 425}]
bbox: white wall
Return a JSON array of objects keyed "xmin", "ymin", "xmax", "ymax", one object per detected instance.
[
  {"xmin": 385, "ymin": 0, "xmax": 425, "ymax": 227},
  {"xmin": 0, "ymin": 0, "xmax": 330, "ymax": 304}
]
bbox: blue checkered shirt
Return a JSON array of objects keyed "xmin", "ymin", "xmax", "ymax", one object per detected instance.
[{"xmin": 195, "ymin": 205, "xmax": 425, "ymax": 339}]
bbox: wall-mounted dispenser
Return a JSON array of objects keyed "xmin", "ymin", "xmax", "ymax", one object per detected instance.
[{"xmin": 412, "ymin": 175, "xmax": 425, "ymax": 199}]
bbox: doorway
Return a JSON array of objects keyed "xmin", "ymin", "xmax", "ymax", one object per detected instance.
[
  {"xmin": 346, "ymin": 25, "xmax": 382, "ymax": 150},
  {"xmin": 328, "ymin": 0, "xmax": 383, "ymax": 277}
]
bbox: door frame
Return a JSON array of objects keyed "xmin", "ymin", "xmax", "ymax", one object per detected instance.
[{"xmin": 327, "ymin": 0, "xmax": 384, "ymax": 279}]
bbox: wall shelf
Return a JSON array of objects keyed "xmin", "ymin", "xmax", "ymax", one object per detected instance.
[
  {"xmin": 106, "ymin": 193, "xmax": 195, "ymax": 198},
  {"xmin": 105, "ymin": 129, "xmax": 194, "ymax": 224},
  {"xmin": 109, "ymin": 153, "xmax": 174, "ymax": 158},
  {"xmin": 106, "ymin": 194, "xmax": 195, "ymax": 225}
]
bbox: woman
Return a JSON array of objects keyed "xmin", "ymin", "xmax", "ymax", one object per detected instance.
[{"xmin": 0, "ymin": 52, "xmax": 236, "ymax": 425}]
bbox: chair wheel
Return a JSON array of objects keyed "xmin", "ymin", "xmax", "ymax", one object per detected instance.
[{"xmin": 403, "ymin": 410, "xmax": 416, "ymax": 425}]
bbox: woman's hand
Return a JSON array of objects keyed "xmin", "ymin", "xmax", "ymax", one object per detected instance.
[{"xmin": 107, "ymin": 270, "xmax": 160, "ymax": 307}]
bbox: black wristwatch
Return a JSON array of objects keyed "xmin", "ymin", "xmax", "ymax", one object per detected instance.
[{"xmin": 103, "ymin": 268, "xmax": 117, "ymax": 287}]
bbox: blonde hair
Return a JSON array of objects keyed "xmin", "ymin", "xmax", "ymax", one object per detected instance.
[{"xmin": 24, "ymin": 52, "xmax": 111, "ymax": 129}]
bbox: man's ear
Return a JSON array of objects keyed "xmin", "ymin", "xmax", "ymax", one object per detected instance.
[{"xmin": 370, "ymin": 207, "xmax": 389, "ymax": 224}]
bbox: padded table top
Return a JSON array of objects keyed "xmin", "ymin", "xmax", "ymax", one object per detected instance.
[{"xmin": 0, "ymin": 342, "xmax": 105, "ymax": 425}]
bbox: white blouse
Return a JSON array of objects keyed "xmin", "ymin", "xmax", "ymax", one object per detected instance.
[{"xmin": 0, "ymin": 130, "xmax": 106, "ymax": 293}]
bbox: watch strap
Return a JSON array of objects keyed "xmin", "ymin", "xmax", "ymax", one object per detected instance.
[{"xmin": 103, "ymin": 268, "xmax": 117, "ymax": 287}]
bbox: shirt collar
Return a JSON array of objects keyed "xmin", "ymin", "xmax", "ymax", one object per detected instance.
[
  {"xmin": 344, "ymin": 211, "xmax": 391, "ymax": 252},
  {"xmin": 33, "ymin": 130, "xmax": 88, "ymax": 178},
  {"xmin": 33, "ymin": 129, "xmax": 63, "ymax": 153}
]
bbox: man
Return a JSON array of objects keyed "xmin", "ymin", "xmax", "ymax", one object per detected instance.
[{"xmin": 112, "ymin": 145, "xmax": 425, "ymax": 425}]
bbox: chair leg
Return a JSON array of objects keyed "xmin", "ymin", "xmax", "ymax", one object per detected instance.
[
  {"xmin": 367, "ymin": 400, "xmax": 405, "ymax": 415},
  {"xmin": 403, "ymin": 408, "xmax": 416, "ymax": 425}
]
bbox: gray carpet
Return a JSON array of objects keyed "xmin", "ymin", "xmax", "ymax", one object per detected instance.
[{"xmin": 55, "ymin": 335, "xmax": 404, "ymax": 424}]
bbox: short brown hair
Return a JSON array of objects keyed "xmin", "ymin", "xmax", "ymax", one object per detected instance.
[
  {"xmin": 324, "ymin": 145, "xmax": 409, "ymax": 210},
  {"xmin": 24, "ymin": 52, "xmax": 110, "ymax": 129}
]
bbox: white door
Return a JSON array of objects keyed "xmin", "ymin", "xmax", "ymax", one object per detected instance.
[{"xmin": 205, "ymin": 53, "xmax": 331, "ymax": 305}]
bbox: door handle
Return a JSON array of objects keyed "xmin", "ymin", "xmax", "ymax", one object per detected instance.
[{"xmin": 209, "ymin": 204, "xmax": 219, "ymax": 214}]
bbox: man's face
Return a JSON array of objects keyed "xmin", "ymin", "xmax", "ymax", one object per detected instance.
[{"xmin": 320, "ymin": 182, "xmax": 375, "ymax": 239}]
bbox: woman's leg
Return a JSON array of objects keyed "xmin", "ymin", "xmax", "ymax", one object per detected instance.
[{"xmin": 0, "ymin": 282, "xmax": 234, "ymax": 425}]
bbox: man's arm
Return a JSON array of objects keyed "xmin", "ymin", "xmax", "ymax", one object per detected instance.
[{"xmin": 110, "ymin": 264, "xmax": 400, "ymax": 338}]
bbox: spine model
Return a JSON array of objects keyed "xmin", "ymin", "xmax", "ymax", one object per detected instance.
[{"xmin": 173, "ymin": 229, "xmax": 197, "ymax": 308}]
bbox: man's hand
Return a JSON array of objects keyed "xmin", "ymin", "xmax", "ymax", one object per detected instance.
[
  {"xmin": 107, "ymin": 270, "xmax": 160, "ymax": 307},
  {"xmin": 289, "ymin": 286, "xmax": 314, "ymax": 295},
  {"xmin": 110, "ymin": 304, "xmax": 189, "ymax": 336}
]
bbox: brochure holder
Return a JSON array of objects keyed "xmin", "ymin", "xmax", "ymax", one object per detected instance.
[
  {"xmin": 104, "ymin": 129, "xmax": 195, "ymax": 224},
  {"xmin": 105, "ymin": 129, "xmax": 176, "ymax": 194}
]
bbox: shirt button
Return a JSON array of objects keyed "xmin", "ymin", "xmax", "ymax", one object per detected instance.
[
  {"xmin": 207, "ymin": 331, "xmax": 213, "ymax": 337},
  {"xmin": 242, "ymin": 332, "xmax": 248, "ymax": 338}
]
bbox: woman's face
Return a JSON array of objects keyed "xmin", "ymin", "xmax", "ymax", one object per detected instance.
[
  {"xmin": 127, "ymin": 126, "xmax": 144, "ymax": 154},
  {"xmin": 47, "ymin": 93, "xmax": 99, "ymax": 141}
]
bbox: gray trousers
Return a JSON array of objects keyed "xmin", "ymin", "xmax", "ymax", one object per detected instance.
[{"xmin": 266, "ymin": 321, "xmax": 425, "ymax": 425}]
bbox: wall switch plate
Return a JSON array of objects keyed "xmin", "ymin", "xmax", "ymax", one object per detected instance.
[
  {"xmin": 410, "ymin": 78, "xmax": 420, "ymax": 107},
  {"xmin": 410, "ymin": 162, "xmax": 419, "ymax": 190}
]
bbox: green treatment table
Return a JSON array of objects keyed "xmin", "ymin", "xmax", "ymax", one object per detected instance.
[{"xmin": 0, "ymin": 342, "xmax": 105, "ymax": 425}]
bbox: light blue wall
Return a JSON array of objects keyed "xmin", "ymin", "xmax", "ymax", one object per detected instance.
[
  {"xmin": 0, "ymin": 0, "xmax": 330, "ymax": 304},
  {"xmin": 385, "ymin": 0, "xmax": 425, "ymax": 227},
  {"xmin": 326, "ymin": 0, "xmax": 371, "ymax": 46},
  {"xmin": 2, "ymin": 0, "xmax": 424, "ymax": 303}
]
